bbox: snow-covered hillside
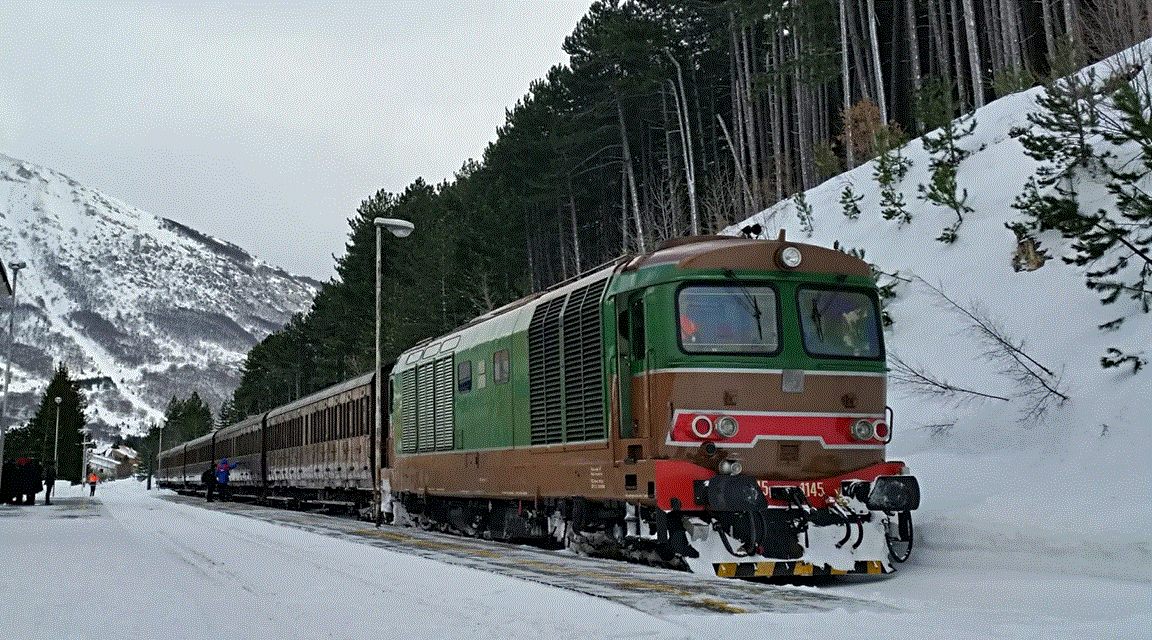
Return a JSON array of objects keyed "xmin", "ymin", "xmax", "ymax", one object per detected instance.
[
  {"xmin": 0, "ymin": 154, "xmax": 318, "ymax": 433},
  {"xmin": 727, "ymin": 43, "xmax": 1152, "ymax": 582}
]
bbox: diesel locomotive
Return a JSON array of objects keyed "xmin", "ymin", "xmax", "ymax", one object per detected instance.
[{"xmin": 161, "ymin": 232, "xmax": 919, "ymax": 578}]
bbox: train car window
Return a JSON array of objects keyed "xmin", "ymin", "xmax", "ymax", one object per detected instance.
[
  {"xmin": 494, "ymin": 349, "xmax": 510, "ymax": 384},
  {"xmin": 457, "ymin": 360, "xmax": 472, "ymax": 392},
  {"xmin": 677, "ymin": 285, "xmax": 779, "ymax": 354},
  {"xmin": 797, "ymin": 286, "xmax": 882, "ymax": 359}
]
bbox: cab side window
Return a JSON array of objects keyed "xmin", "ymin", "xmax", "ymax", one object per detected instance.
[
  {"xmin": 493, "ymin": 349, "xmax": 510, "ymax": 384},
  {"xmin": 457, "ymin": 360, "xmax": 472, "ymax": 392}
]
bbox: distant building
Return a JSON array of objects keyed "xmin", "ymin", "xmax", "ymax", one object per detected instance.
[{"xmin": 87, "ymin": 445, "xmax": 139, "ymax": 479}]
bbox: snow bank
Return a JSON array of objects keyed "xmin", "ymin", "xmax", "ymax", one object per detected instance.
[{"xmin": 728, "ymin": 40, "xmax": 1152, "ymax": 582}]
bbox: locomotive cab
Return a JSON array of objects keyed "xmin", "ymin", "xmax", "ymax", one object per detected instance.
[{"xmin": 610, "ymin": 235, "xmax": 919, "ymax": 576}]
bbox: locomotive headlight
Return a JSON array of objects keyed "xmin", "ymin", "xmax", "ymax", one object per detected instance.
[
  {"xmin": 715, "ymin": 415, "xmax": 739, "ymax": 439},
  {"xmin": 718, "ymin": 458, "xmax": 743, "ymax": 476},
  {"xmin": 850, "ymin": 419, "xmax": 875, "ymax": 441},
  {"xmin": 778, "ymin": 246, "xmax": 803, "ymax": 269},
  {"xmin": 691, "ymin": 416, "xmax": 714, "ymax": 439}
]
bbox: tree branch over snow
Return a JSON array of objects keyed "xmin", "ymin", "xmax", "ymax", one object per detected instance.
[
  {"xmin": 889, "ymin": 352, "xmax": 1011, "ymax": 403},
  {"xmin": 915, "ymin": 277, "xmax": 1070, "ymax": 422}
]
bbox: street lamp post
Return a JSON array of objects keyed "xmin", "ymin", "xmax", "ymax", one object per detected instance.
[
  {"xmin": 0, "ymin": 260, "xmax": 27, "ymax": 488},
  {"xmin": 156, "ymin": 421, "xmax": 163, "ymax": 488},
  {"xmin": 79, "ymin": 429, "xmax": 92, "ymax": 483},
  {"xmin": 374, "ymin": 217, "xmax": 413, "ymax": 526},
  {"xmin": 53, "ymin": 396, "xmax": 61, "ymax": 466}
]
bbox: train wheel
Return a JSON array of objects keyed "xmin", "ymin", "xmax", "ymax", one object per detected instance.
[{"xmin": 885, "ymin": 510, "xmax": 913, "ymax": 563}]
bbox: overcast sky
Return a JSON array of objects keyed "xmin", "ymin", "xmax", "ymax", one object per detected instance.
[{"xmin": 0, "ymin": 1, "xmax": 592, "ymax": 281}]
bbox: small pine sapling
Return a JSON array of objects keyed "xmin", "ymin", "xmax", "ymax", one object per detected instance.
[
  {"xmin": 918, "ymin": 109, "xmax": 976, "ymax": 244},
  {"xmin": 793, "ymin": 190, "xmax": 814, "ymax": 236},
  {"xmin": 840, "ymin": 183, "xmax": 863, "ymax": 220},
  {"xmin": 873, "ymin": 125, "xmax": 913, "ymax": 226}
]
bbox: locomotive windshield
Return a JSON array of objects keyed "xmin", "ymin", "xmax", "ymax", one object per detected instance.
[
  {"xmin": 677, "ymin": 285, "xmax": 779, "ymax": 353},
  {"xmin": 797, "ymin": 286, "xmax": 882, "ymax": 359}
]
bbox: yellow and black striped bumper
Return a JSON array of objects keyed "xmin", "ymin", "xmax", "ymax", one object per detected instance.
[{"xmin": 714, "ymin": 559, "xmax": 891, "ymax": 578}]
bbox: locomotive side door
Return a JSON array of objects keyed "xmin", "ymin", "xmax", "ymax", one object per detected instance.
[{"xmin": 617, "ymin": 291, "xmax": 649, "ymax": 440}]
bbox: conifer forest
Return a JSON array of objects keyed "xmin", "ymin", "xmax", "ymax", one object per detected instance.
[{"xmin": 212, "ymin": 0, "xmax": 1149, "ymax": 428}]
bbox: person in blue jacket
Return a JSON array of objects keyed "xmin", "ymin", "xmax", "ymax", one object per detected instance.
[{"xmin": 215, "ymin": 458, "xmax": 237, "ymax": 501}]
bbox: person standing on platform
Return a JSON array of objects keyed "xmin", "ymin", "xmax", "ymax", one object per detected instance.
[
  {"xmin": 0, "ymin": 459, "xmax": 14, "ymax": 504},
  {"xmin": 42, "ymin": 462, "xmax": 56, "ymax": 505},
  {"xmin": 215, "ymin": 458, "xmax": 237, "ymax": 501},
  {"xmin": 201, "ymin": 464, "xmax": 217, "ymax": 502}
]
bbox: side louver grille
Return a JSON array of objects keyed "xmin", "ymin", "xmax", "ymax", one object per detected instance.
[
  {"xmin": 529, "ymin": 296, "xmax": 566, "ymax": 445},
  {"xmin": 400, "ymin": 368, "xmax": 417, "ymax": 453},
  {"xmin": 433, "ymin": 356, "xmax": 454, "ymax": 451},
  {"xmin": 562, "ymin": 278, "xmax": 607, "ymax": 442},
  {"xmin": 530, "ymin": 278, "xmax": 607, "ymax": 445}
]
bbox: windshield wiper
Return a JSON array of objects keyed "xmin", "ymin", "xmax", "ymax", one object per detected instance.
[{"xmin": 724, "ymin": 270, "xmax": 763, "ymax": 340}]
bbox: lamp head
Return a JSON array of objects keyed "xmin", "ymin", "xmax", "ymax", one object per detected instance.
[
  {"xmin": 374, "ymin": 217, "xmax": 414, "ymax": 238},
  {"xmin": 54, "ymin": 396, "xmax": 61, "ymax": 405}
]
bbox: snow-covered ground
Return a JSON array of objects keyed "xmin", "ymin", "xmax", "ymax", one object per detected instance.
[{"xmin": 1, "ymin": 479, "xmax": 1146, "ymax": 640}]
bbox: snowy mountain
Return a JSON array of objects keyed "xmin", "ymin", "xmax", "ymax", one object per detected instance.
[
  {"xmin": 726, "ymin": 42, "xmax": 1152, "ymax": 582},
  {"xmin": 0, "ymin": 153, "xmax": 319, "ymax": 434}
]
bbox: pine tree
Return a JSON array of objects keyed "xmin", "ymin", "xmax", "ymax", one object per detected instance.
[
  {"xmin": 839, "ymin": 182, "xmax": 863, "ymax": 219},
  {"xmin": 1009, "ymin": 70, "xmax": 1102, "ymax": 238},
  {"xmin": 23, "ymin": 363, "xmax": 89, "ymax": 483},
  {"xmin": 1088, "ymin": 69, "xmax": 1152, "ymax": 310},
  {"xmin": 793, "ymin": 190, "xmax": 814, "ymax": 236},
  {"xmin": 1012, "ymin": 65, "xmax": 1152, "ymax": 313},
  {"xmin": 873, "ymin": 125, "xmax": 913, "ymax": 225},
  {"xmin": 918, "ymin": 76, "xmax": 976, "ymax": 243}
]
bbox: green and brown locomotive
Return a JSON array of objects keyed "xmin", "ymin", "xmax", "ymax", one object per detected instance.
[{"xmin": 386, "ymin": 233, "xmax": 919, "ymax": 577}]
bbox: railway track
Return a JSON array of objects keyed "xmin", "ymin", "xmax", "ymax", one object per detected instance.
[{"xmin": 159, "ymin": 493, "xmax": 896, "ymax": 616}]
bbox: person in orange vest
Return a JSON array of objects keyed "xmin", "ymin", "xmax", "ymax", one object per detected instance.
[{"xmin": 88, "ymin": 470, "xmax": 98, "ymax": 497}]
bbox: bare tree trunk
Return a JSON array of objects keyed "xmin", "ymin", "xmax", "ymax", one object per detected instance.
[
  {"xmin": 768, "ymin": 35, "xmax": 785, "ymax": 201},
  {"xmin": 1064, "ymin": 0, "xmax": 1081, "ymax": 66},
  {"xmin": 729, "ymin": 13, "xmax": 749, "ymax": 213},
  {"xmin": 791, "ymin": 8, "xmax": 812, "ymax": 192},
  {"xmin": 526, "ymin": 208, "xmax": 537, "ymax": 292},
  {"xmin": 618, "ymin": 100, "xmax": 646, "ymax": 254},
  {"xmin": 847, "ymin": 0, "xmax": 873, "ymax": 103},
  {"xmin": 961, "ymin": 0, "xmax": 984, "ymax": 107},
  {"xmin": 841, "ymin": 0, "xmax": 855, "ymax": 167},
  {"xmin": 906, "ymin": 0, "xmax": 923, "ymax": 132},
  {"xmin": 1006, "ymin": 0, "xmax": 1027, "ymax": 74},
  {"xmin": 999, "ymin": 0, "xmax": 1019, "ymax": 72},
  {"xmin": 777, "ymin": 34, "xmax": 794, "ymax": 196},
  {"xmin": 665, "ymin": 52, "xmax": 699, "ymax": 236},
  {"xmin": 780, "ymin": 37, "xmax": 794, "ymax": 195},
  {"xmin": 1040, "ymin": 0, "xmax": 1056, "ymax": 64},
  {"xmin": 739, "ymin": 24, "xmax": 762, "ymax": 207},
  {"xmin": 568, "ymin": 177, "xmax": 581, "ymax": 271},
  {"xmin": 717, "ymin": 114, "xmax": 755, "ymax": 208},
  {"xmin": 983, "ymin": 0, "xmax": 1003, "ymax": 78},
  {"xmin": 557, "ymin": 198, "xmax": 569, "ymax": 278},
  {"xmin": 865, "ymin": 0, "xmax": 888, "ymax": 124},
  {"xmin": 927, "ymin": 0, "xmax": 947, "ymax": 77},
  {"xmin": 889, "ymin": 3, "xmax": 900, "ymax": 113},
  {"xmin": 951, "ymin": 0, "xmax": 969, "ymax": 108}
]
